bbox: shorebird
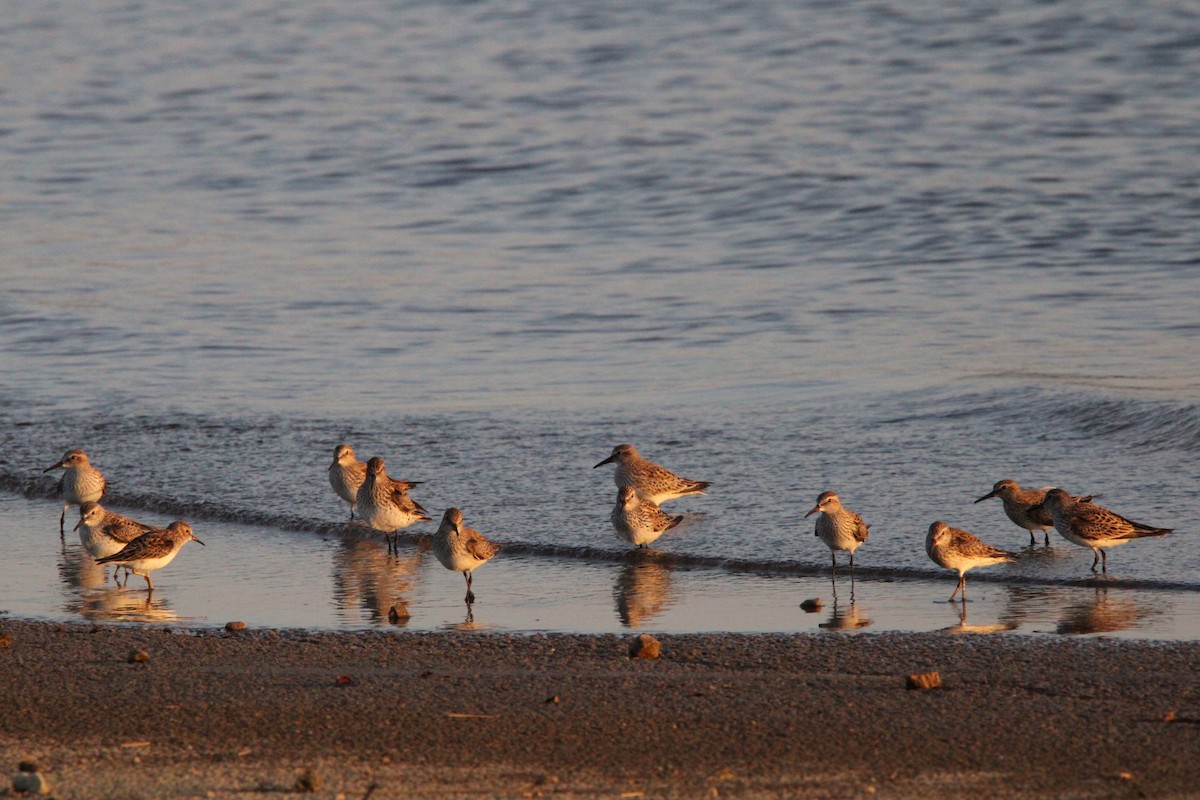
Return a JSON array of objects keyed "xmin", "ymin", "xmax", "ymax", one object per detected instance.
[
  {"xmin": 610, "ymin": 486, "xmax": 684, "ymax": 548},
  {"xmin": 804, "ymin": 491, "xmax": 869, "ymax": 574},
  {"xmin": 925, "ymin": 521, "xmax": 1016, "ymax": 602},
  {"xmin": 594, "ymin": 444, "xmax": 710, "ymax": 505},
  {"xmin": 354, "ymin": 456, "xmax": 431, "ymax": 552},
  {"xmin": 96, "ymin": 521, "xmax": 205, "ymax": 592},
  {"xmin": 974, "ymin": 480, "xmax": 1098, "ymax": 546},
  {"xmin": 330, "ymin": 445, "xmax": 422, "ymax": 522},
  {"xmin": 74, "ymin": 501, "xmax": 152, "ymax": 584},
  {"xmin": 44, "ymin": 449, "xmax": 107, "ymax": 536},
  {"xmin": 1039, "ymin": 489, "xmax": 1173, "ymax": 573},
  {"xmin": 432, "ymin": 508, "xmax": 500, "ymax": 605}
]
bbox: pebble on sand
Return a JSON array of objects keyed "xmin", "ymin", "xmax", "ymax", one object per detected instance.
[
  {"xmin": 388, "ymin": 604, "xmax": 410, "ymax": 624},
  {"xmin": 800, "ymin": 598, "xmax": 823, "ymax": 612},
  {"xmin": 629, "ymin": 633, "xmax": 661, "ymax": 660},
  {"xmin": 0, "ymin": 633, "xmax": 13, "ymax": 649},
  {"xmin": 294, "ymin": 768, "xmax": 321, "ymax": 793},
  {"xmin": 11, "ymin": 761, "xmax": 49, "ymax": 795},
  {"xmin": 225, "ymin": 621, "xmax": 247, "ymax": 632},
  {"xmin": 906, "ymin": 671, "xmax": 942, "ymax": 690},
  {"xmin": 127, "ymin": 649, "xmax": 150, "ymax": 664}
]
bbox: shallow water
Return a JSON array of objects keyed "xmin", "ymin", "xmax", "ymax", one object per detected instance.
[{"xmin": 1, "ymin": 1, "xmax": 1199, "ymax": 637}]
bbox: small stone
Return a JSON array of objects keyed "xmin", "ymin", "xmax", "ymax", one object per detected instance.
[
  {"xmin": 0, "ymin": 633, "xmax": 13, "ymax": 649},
  {"xmin": 545, "ymin": 694, "xmax": 560, "ymax": 704},
  {"xmin": 799, "ymin": 598, "xmax": 823, "ymax": 612},
  {"xmin": 127, "ymin": 649, "xmax": 150, "ymax": 664},
  {"xmin": 225, "ymin": 621, "xmax": 247, "ymax": 632},
  {"xmin": 629, "ymin": 633, "xmax": 661, "ymax": 660},
  {"xmin": 295, "ymin": 769, "xmax": 321, "ymax": 793},
  {"xmin": 11, "ymin": 770, "xmax": 50, "ymax": 795},
  {"xmin": 1163, "ymin": 710, "xmax": 1177, "ymax": 723},
  {"xmin": 388, "ymin": 604, "xmax": 410, "ymax": 624},
  {"xmin": 906, "ymin": 671, "xmax": 941, "ymax": 690}
]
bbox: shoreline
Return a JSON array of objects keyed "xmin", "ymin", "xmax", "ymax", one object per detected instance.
[{"xmin": 2, "ymin": 621, "xmax": 1198, "ymax": 798}]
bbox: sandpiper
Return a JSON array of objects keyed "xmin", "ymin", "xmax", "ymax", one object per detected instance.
[
  {"xmin": 354, "ymin": 456, "xmax": 431, "ymax": 551},
  {"xmin": 96, "ymin": 521, "xmax": 205, "ymax": 592},
  {"xmin": 1039, "ymin": 489, "xmax": 1172, "ymax": 573},
  {"xmin": 330, "ymin": 444, "xmax": 422, "ymax": 522},
  {"xmin": 974, "ymin": 480, "xmax": 1098, "ymax": 546},
  {"xmin": 610, "ymin": 486, "xmax": 684, "ymax": 548},
  {"xmin": 925, "ymin": 521, "xmax": 1016, "ymax": 602},
  {"xmin": 432, "ymin": 508, "xmax": 500, "ymax": 605},
  {"xmin": 74, "ymin": 501, "xmax": 152, "ymax": 583},
  {"xmin": 804, "ymin": 490, "xmax": 869, "ymax": 574},
  {"xmin": 44, "ymin": 449, "xmax": 107, "ymax": 536},
  {"xmin": 594, "ymin": 444, "xmax": 710, "ymax": 505}
]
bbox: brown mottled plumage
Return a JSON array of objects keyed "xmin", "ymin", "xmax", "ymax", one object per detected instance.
[
  {"xmin": 594, "ymin": 444, "xmax": 710, "ymax": 505},
  {"xmin": 432, "ymin": 508, "xmax": 500, "ymax": 605},
  {"xmin": 804, "ymin": 491, "xmax": 869, "ymax": 573},
  {"xmin": 96, "ymin": 521, "xmax": 205, "ymax": 592},
  {"xmin": 925, "ymin": 521, "xmax": 1015, "ymax": 602},
  {"xmin": 975, "ymin": 480, "xmax": 1098, "ymax": 546},
  {"xmin": 610, "ymin": 486, "xmax": 684, "ymax": 549},
  {"xmin": 354, "ymin": 456, "xmax": 431, "ymax": 552},
  {"xmin": 329, "ymin": 445, "xmax": 421, "ymax": 522},
  {"xmin": 1040, "ymin": 489, "xmax": 1172, "ymax": 573},
  {"xmin": 44, "ymin": 449, "xmax": 108, "ymax": 535}
]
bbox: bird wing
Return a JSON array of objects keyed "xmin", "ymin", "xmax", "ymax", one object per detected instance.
[
  {"xmin": 96, "ymin": 531, "xmax": 172, "ymax": 563},
  {"xmin": 465, "ymin": 531, "xmax": 500, "ymax": 561},
  {"xmin": 852, "ymin": 512, "xmax": 869, "ymax": 543}
]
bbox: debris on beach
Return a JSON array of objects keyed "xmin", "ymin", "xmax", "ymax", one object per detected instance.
[
  {"xmin": 0, "ymin": 633, "xmax": 13, "ymax": 649},
  {"xmin": 799, "ymin": 598, "xmax": 823, "ymax": 612},
  {"xmin": 906, "ymin": 671, "xmax": 941, "ymax": 690},
  {"xmin": 225, "ymin": 620, "xmax": 247, "ymax": 632},
  {"xmin": 629, "ymin": 633, "xmax": 661, "ymax": 659},
  {"xmin": 11, "ymin": 760, "xmax": 49, "ymax": 795},
  {"xmin": 388, "ymin": 604, "xmax": 410, "ymax": 624},
  {"xmin": 294, "ymin": 768, "xmax": 321, "ymax": 793},
  {"xmin": 127, "ymin": 649, "xmax": 150, "ymax": 664}
]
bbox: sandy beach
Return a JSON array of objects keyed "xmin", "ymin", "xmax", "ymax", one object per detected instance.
[{"xmin": 1, "ymin": 620, "xmax": 1197, "ymax": 798}]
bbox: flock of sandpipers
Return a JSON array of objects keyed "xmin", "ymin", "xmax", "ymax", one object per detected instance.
[{"xmin": 43, "ymin": 443, "xmax": 1176, "ymax": 607}]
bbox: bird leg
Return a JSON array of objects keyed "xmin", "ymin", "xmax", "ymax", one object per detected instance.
[
  {"xmin": 1090, "ymin": 549, "xmax": 1100, "ymax": 572},
  {"xmin": 59, "ymin": 508, "xmax": 67, "ymax": 537},
  {"xmin": 464, "ymin": 571, "xmax": 475, "ymax": 605},
  {"xmin": 949, "ymin": 576, "xmax": 964, "ymax": 603},
  {"xmin": 831, "ymin": 552, "xmax": 837, "ymax": 576},
  {"xmin": 1100, "ymin": 549, "xmax": 1108, "ymax": 574}
]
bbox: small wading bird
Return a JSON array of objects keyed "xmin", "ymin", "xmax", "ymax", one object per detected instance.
[
  {"xmin": 354, "ymin": 456, "xmax": 430, "ymax": 552},
  {"xmin": 74, "ymin": 501, "xmax": 152, "ymax": 584},
  {"xmin": 44, "ymin": 449, "xmax": 107, "ymax": 536},
  {"xmin": 1038, "ymin": 489, "xmax": 1173, "ymax": 574},
  {"xmin": 432, "ymin": 508, "xmax": 500, "ymax": 605},
  {"xmin": 805, "ymin": 490, "xmax": 869, "ymax": 575},
  {"xmin": 610, "ymin": 486, "xmax": 684, "ymax": 549},
  {"xmin": 97, "ymin": 521, "xmax": 205, "ymax": 593},
  {"xmin": 974, "ymin": 479, "xmax": 1098, "ymax": 546},
  {"xmin": 330, "ymin": 444, "xmax": 423, "ymax": 522},
  {"xmin": 594, "ymin": 444, "xmax": 710, "ymax": 505},
  {"xmin": 925, "ymin": 521, "xmax": 1016, "ymax": 603}
]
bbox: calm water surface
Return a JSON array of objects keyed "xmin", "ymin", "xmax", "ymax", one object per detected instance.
[{"xmin": 1, "ymin": 1, "xmax": 1198, "ymax": 637}]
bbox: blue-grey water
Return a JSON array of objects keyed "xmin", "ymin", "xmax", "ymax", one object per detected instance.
[{"xmin": 1, "ymin": 1, "xmax": 1198, "ymax": 637}]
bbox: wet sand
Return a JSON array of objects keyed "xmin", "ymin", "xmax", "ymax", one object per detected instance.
[{"xmin": 1, "ymin": 620, "xmax": 1197, "ymax": 798}]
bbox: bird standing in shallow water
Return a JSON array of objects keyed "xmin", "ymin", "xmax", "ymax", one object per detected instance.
[
  {"xmin": 805, "ymin": 491, "xmax": 869, "ymax": 575},
  {"xmin": 594, "ymin": 444, "xmax": 710, "ymax": 505},
  {"xmin": 97, "ymin": 521, "xmax": 205, "ymax": 593},
  {"xmin": 74, "ymin": 501, "xmax": 152, "ymax": 584},
  {"xmin": 330, "ymin": 445, "xmax": 423, "ymax": 522},
  {"xmin": 610, "ymin": 486, "xmax": 684, "ymax": 548},
  {"xmin": 1039, "ymin": 489, "xmax": 1172, "ymax": 574},
  {"xmin": 925, "ymin": 521, "xmax": 1015, "ymax": 602},
  {"xmin": 975, "ymin": 479, "xmax": 1098, "ymax": 546},
  {"xmin": 354, "ymin": 456, "xmax": 430, "ymax": 552},
  {"xmin": 432, "ymin": 508, "xmax": 500, "ymax": 605},
  {"xmin": 44, "ymin": 449, "xmax": 107, "ymax": 537}
]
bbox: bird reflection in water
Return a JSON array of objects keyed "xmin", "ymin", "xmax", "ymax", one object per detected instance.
[
  {"xmin": 64, "ymin": 585, "xmax": 179, "ymax": 624},
  {"xmin": 940, "ymin": 601, "xmax": 1018, "ymax": 635},
  {"xmin": 1056, "ymin": 588, "xmax": 1158, "ymax": 636},
  {"xmin": 614, "ymin": 552, "xmax": 675, "ymax": 627},
  {"xmin": 57, "ymin": 544, "xmax": 109, "ymax": 592},
  {"xmin": 331, "ymin": 535, "xmax": 424, "ymax": 626},
  {"xmin": 819, "ymin": 578, "xmax": 872, "ymax": 631}
]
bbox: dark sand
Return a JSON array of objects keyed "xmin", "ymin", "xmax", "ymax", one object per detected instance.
[{"xmin": 1, "ymin": 620, "xmax": 1198, "ymax": 798}]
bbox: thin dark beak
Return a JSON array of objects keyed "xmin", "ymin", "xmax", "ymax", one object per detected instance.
[
  {"xmin": 43, "ymin": 462, "xmax": 64, "ymax": 473},
  {"xmin": 974, "ymin": 491, "xmax": 997, "ymax": 504},
  {"xmin": 73, "ymin": 518, "xmax": 84, "ymax": 532},
  {"xmin": 193, "ymin": 538, "xmax": 206, "ymax": 547},
  {"xmin": 803, "ymin": 506, "xmax": 820, "ymax": 518},
  {"xmin": 594, "ymin": 456, "xmax": 616, "ymax": 469}
]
